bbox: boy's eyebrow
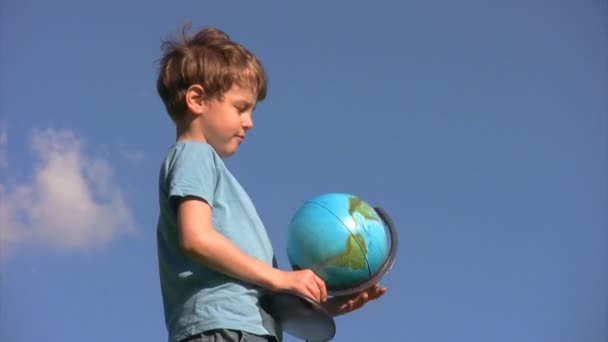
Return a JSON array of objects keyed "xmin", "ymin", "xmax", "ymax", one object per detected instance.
[{"xmin": 234, "ymin": 99, "xmax": 256, "ymax": 109}]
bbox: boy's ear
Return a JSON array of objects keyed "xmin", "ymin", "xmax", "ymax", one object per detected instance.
[{"xmin": 185, "ymin": 84, "xmax": 206, "ymax": 115}]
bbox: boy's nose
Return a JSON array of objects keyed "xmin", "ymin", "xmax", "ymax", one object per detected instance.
[{"xmin": 242, "ymin": 115, "xmax": 254, "ymax": 130}]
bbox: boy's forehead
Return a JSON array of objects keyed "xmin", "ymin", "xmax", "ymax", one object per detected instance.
[{"xmin": 226, "ymin": 84, "xmax": 257, "ymax": 103}]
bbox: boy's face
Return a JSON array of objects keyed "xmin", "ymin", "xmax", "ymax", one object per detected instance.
[{"xmin": 200, "ymin": 85, "xmax": 257, "ymax": 157}]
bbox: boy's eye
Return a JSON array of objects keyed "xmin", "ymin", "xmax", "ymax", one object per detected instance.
[{"xmin": 234, "ymin": 102, "xmax": 255, "ymax": 113}]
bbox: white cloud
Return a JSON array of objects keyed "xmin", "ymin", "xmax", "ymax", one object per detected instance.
[
  {"xmin": 0, "ymin": 122, "xmax": 7, "ymax": 168},
  {"xmin": 0, "ymin": 129, "xmax": 135, "ymax": 259},
  {"xmin": 120, "ymin": 148, "xmax": 144, "ymax": 166}
]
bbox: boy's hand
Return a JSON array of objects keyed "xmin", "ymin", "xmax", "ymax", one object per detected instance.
[
  {"xmin": 274, "ymin": 269, "xmax": 327, "ymax": 303},
  {"xmin": 323, "ymin": 284, "xmax": 386, "ymax": 316}
]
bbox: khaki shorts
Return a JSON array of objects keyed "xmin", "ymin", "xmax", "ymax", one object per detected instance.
[{"xmin": 179, "ymin": 329, "xmax": 278, "ymax": 342}]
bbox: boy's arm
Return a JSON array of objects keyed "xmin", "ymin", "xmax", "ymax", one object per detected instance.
[{"xmin": 178, "ymin": 196, "xmax": 328, "ymax": 303}]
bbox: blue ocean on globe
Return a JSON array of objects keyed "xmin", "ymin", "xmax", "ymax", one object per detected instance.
[{"xmin": 287, "ymin": 193, "xmax": 390, "ymax": 292}]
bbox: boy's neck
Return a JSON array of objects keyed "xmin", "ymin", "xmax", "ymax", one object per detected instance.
[
  {"xmin": 176, "ymin": 131, "xmax": 206, "ymax": 143},
  {"xmin": 175, "ymin": 117, "xmax": 207, "ymax": 143}
]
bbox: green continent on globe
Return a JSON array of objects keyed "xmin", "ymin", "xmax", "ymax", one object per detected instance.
[
  {"xmin": 348, "ymin": 197, "xmax": 380, "ymax": 223},
  {"xmin": 318, "ymin": 233, "xmax": 368, "ymax": 270}
]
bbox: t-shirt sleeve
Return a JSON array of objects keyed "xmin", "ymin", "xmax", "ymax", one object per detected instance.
[{"xmin": 167, "ymin": 144, "xmax": 218, "ymax": 208}]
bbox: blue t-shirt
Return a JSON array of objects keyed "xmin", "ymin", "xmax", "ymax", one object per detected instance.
[{"xmin": 156, "ymin": 142, "xmax": 281, "ymax": 342}]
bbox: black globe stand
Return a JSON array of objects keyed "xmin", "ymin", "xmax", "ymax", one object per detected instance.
[
  {"xmin": 267, "ymin": 291, "xmax": 335, "ymax": 342},
  {"xmin": 266, "ymin": 206, "xmax": 398, "ymax": 342}
]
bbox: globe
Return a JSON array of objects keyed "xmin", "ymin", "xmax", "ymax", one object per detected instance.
[{"xmin": 286, "ymin": 193, "xmax": 396, "ymax": 295}]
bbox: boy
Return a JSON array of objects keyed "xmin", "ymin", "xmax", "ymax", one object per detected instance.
[{"xmin": 155, "ymin": 25, "xmax": 385, "ymax": 342}]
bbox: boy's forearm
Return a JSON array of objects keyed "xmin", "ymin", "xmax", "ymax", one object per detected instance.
[{"xmin": 182, "ymin": 228, "xmax": 281, "ymax": 290}]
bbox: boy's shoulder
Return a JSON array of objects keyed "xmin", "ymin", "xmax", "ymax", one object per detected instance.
[
  {"xmin": 159, "ymin": 142, "xmax": 225, "ymax": 201},
  {"xmin": 165, "ymin": 141, "xmax": 220, "ymax": 163},
  {"xmin": 171, "ymin": 140, "xmax": 216, "ymax": 154},
  {"xmin": 161, "ymin": 141, "xmax": 225, "ymax": 178}
]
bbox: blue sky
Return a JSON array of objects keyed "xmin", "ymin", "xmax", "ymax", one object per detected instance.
[{"xmin": 1, "ymin": 1, "xmax": 606, "ymax": 341}]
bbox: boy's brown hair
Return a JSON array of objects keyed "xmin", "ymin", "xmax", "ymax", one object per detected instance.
[{"xmin": 156, "ymin": 24, "xmax": 267, "ymax": 122}]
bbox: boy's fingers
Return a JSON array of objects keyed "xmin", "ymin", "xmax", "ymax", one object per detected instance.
[
  {"xmin": 307, "ymin": 278, "xmax": 322, "ymax": 302},
  {"xmin": 336, "ymin": 285, "xmax": 388, "ymax": 312},
  {"xmin": 354, "ymin": 295, "xmax": 366, "ymax": 309},
  {"xmin": 340, "ymin": 299, "xmax": 354, "ymax": 311},
  {"xmin": 317, "ymin": 276, "xmax": 327, "ymax": 302},
  {"xmin": 309, "ymin": 283, "xmax": 321, "ymax": 302},
  {"xmin": 307, "ymin": 290, "xmax": 319, "ymax": 302},
  {"xmin": 368, "ymin": 285, "xmax": 386, "ymax": 299},
  {"xmin": 315, "ymin": 277, "xmax": 327, "ymax": 302}
]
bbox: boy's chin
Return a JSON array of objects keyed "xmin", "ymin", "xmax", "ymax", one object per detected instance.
[
  {"xmin": 212, "ymin": 140, "xmax": 242, "ymax": 158},
  {"xmin": 217, "ymin": 147, "xmax": 239, "ymax": 158}
]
